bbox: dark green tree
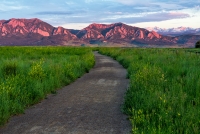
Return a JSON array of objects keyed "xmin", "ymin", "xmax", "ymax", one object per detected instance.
[
  {"xmin": 195, "ymin": 40, "xmax": 200, "ymax": 48},
  {"xmin": 81, "ymin": 44, "xmax": 85, "ymax": 47}
]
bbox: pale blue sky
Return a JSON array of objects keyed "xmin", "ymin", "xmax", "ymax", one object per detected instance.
[{"xmin": 0, "ymin": 0, "xmax": 200, "ymax": 29}]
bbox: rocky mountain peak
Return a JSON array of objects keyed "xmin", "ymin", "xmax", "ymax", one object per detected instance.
[
  {"xmin": 0, "ymin": 18, "xmax": 77, "ymax": 42},
  {"xmin": 53, "ymin": 26, "xmax": 77, "ymax": 39},
  {"xmin": 76, "ymin": 22, "xmax": 169, "ymax": 44},
  {"xmin": 85, "ymin": 23, "xmax": 111, "ymax": 31},
  {"xmin": 6, "ymin": 18, "xmax": 26, "ymax": 28},
  {"xmin": 151, "ymin": 31, "xmax": 161, "ymax": 38}
]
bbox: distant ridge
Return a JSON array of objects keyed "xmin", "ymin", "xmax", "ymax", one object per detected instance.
[
  {"xmin": 146, "ymin": 26, "xmax": 200, "ymax": 36},
  {"xmin": 0, "ymin": 18, "xmax": 199, "ymax": 47}
]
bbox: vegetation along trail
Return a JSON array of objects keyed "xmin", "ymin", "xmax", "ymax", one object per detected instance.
[{"xmin": 0, "ymin": 51, "xmax": 131, "ymax": 134}]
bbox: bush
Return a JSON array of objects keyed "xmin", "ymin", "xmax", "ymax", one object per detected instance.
[
  {"xmin": 2, "ymin": 62, "xmax": 17, "ymax": 77},
  {"xmin": 81, "ymin": 44, "xmax": 85, "ymax": 47},
  {"xmin": 195, "ymin": 40, "xmax": 200, "ymax": 48}
]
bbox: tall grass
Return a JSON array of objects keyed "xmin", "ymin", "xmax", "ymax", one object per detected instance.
[
  {"xmin": 0, "ymin": 47, "xmax": 95, "ymax": 126},
  {"xmin": 99, "ymin": 48, "xmax": 200, "ymax": 134}
]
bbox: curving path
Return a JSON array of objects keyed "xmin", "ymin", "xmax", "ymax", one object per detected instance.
[{"xmin": 0, "ymin": 52, "xmax": 131, "ymax": 134}]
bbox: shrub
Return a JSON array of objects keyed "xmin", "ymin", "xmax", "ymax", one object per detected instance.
[
  {"xmin": 195, "ymin": 40, "xmax": 200, "ymax": 48},
  {"xmin": 28, "ymin": 60, "xmax": 46, "ymax": 80},
  {"xmin": 2, "ymin": 62, "xmax": 17, "ymax": 77},
  {"xmin": 81, "ymin": 44, "xmax": 85, "ymax": 47}
]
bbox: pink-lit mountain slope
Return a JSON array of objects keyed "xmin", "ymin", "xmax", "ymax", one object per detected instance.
[
  {"xmin": 0, "ymin": 18, "xmax": 77, "ymax": 45},
  {"xmin": 0, "ymin": 18, "xmax": 199, "ymax": 47}
]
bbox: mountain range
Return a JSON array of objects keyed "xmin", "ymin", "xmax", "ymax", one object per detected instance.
[
  {"xmin": 146, "ymin": 27, "xmax": 200, "ymax": 36},
  {"xmin": 0, "ymin": 18, "xmax": 199, "ymax": 47}
]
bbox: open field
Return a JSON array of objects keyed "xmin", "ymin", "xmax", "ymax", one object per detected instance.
[
  {"xmin": 0, "ymin": 47, "xmax": 95, "ymax": 126},
  {"xmin": 98, "ymin": 48, "xmax": 200, "ymax": 134},
  {"xmin": 0, "ymin": 46, "xmax": 200, "ymax": 133}
]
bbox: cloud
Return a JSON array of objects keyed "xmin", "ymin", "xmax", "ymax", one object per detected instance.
[
  {"xmin": 65, "ymin": 2, "xmax": 75, "ymax": 5},
  {"xmin": 0, "ymin": 2, "xmax": 28, "ymax": 11},
  {"xmin": 1, "ymin": 0, "xmax": 200, "ymax": 29},
  {"xmin": 115, "ymin": 0, "xmax": 152, "ymax": 5},
  {"xmin": 167, "ymin": 12, "xmax": 190, "ymax": 18},
  {"xmin": 100, "ymin": 11, "xmax": 190, "ymax": 23},
  {"xmin": 35, "ymin": 11, "xmax": 74, "ymax": 15},
  {"xmin": 84, "ymin": 0, "xmax": 113, "ymax": 4},
  {"xmin": 35, "ymin": 9, "xmax": 87, "ymax": 16},
  {"xmin": 104, "ymin": 11, "xmax": 123, "ymax": 15},
  {"xmin": 115, "ymin": 0, "xmax": 196, "ymax": 7},
  {"xmin": 151, "ymin": 2, "xmax": 186, "ymax": 10}
]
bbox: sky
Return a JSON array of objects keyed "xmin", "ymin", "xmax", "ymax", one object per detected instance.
[{"xmin": 0, "ymin": 0, "xmax": 200, "ymax": 29}]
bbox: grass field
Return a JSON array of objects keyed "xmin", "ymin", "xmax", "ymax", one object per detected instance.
[
  {"xmin": 98, "ymin": 48, "xmax": 200, "ymax": 134},
  {"xmin": 1, "ymin": 46, "xmax": 199, "ymax": 133},
  {"xmin": 0, "ymin": 47, "xmax": 95, "ymax": 126}
]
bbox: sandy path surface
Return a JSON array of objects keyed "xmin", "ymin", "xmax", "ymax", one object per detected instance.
[{"xmin": 0, "ymin": 52, "xmax": 131, "ymax": 134}]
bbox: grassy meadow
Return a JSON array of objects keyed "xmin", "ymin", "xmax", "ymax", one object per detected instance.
[
  {"xmin": 0, "ymin": 47, "xmax": 95, "ymax": 126},
  {"xmin": 0, "ymin": 46, "xmax": 199, "ymax": 133},
  {"xmin": 98, "ymin": 48, "xmax": 200, "ymax": 134}
]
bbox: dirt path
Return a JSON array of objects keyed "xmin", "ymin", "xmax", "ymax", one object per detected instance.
[{"xmin": 0, "ymin": 52, "xmax": 131, "ymax": 134}]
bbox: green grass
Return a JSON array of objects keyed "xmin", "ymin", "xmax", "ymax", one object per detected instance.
[
  {"xmin": 0, "ymin": 46, "xmax": 95, "ymax": 126},
  {"xmin": 1, "ymin": 46, "xmax": 200, "ymax": 133},
  {"xmin": 98, "ymin": 48, "xmax": 200, "ymax": 134}
]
